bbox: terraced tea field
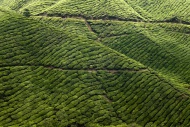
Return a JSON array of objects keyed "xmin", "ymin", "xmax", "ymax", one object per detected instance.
[{"xmin": 0, "ymin": 0, "xmax": 190, "ymax": 127}]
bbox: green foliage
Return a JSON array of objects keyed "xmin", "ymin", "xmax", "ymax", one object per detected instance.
[
  {"xmin": 89, "ymin": 20, "xmax": 190, "ymax": 85},
  {"xmin": 0, "ymin": 1, "xmax": 190, "ymax": 127},
  {"xmin": 0, "ymin": 0, "xmax": 143, "ymax": 20},
  {"xmin": 1, "ymin": 0, "xmax": 190, "ymax": 23},
  {"xmin": 126, "ymin": 0, "xmax": 190, "ymax": 22}
]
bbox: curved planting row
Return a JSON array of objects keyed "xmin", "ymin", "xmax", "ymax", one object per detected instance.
[
  {"xmin": 0, "ymin": 0, "xmax": 59, "ymax": 11},
  {"xmin": 2, "ymin": 0, "xmax": 190, "ymax": 23},
  {"xmin": 0, "ymin": 66, "xmax": 120, "ymax": 126},
  {"xmin": 0, "ymin": 6, "xmax": 190, "ymax": 127},
  {"xmin": 0, "ymin": 66, "xmax": 190, "ymax": 126},
  {"xmin": 41, "ymin": 0, "xmax": 143, "ymax": 20},
  {"xmin": 126, "ymin": 0, "xmax": 190, "ymax": 22},
  {"xmin": 0, "ymin": 12, "xmax": 145, "ymax": 71},
  {"xmin": 0, "ymin": 0, "xmax": 143, "ymax": 20}
]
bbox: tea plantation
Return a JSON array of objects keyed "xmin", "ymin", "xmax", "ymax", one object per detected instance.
[{"xmin": 0, "ymin": 0, "xmax": 190, "ymax": 127}]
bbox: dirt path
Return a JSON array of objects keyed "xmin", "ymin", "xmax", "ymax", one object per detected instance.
[
  {"xmin": 0, "ymin": 64, "xmax": 149, "ymax": 73},
  {"xmin": 84, "ymin": 18, "xmax": 95, "ymax": 33}
]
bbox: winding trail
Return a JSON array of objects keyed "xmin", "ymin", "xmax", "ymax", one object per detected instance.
[
  {"xmin": 35, "ymin": 14, "xmax": 190, "ymax": 26},
  {"xmin": 1, "ymin": 65, "xmax": 189, "ymax": 97}
]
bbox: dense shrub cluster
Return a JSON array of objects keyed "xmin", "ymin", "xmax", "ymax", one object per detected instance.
[{"xmin": 0, "ymin": 66, "xmax": 190, "ymax": 126}]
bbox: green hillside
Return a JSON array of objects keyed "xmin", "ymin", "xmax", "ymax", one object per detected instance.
[
  {"xmin": 0, "ymin": 0, "xmax": 190, "ymax": 127},
  {"xmin": 88, "ymin": 20, "xmax": 190, "ymax": 84},
  {"xmin": 0, "ymin": 0, "xmax": 144, "ymax": 20},
  {"xmin": 1, "ymin": 0, "xmax": 190, "ymax": 23}
]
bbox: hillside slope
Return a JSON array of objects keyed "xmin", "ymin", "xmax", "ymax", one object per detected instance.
[
  {"xmin": 1, "ymin": 0, "xmax": 190, "ymax": 23},
  {"xmin": 33, "ymin": 16, "xmax": 190, "ymax": 86},
  {"xmin": 0, "ymin": 1, "xmax": 190, "ymax": 127},
  {"xmin": 126, "ymin": 0, "xmax": 190, "ymax": 22},
  {"xmin": 87, "ymin": 20, "xmax": 190, "ymax": 85}
]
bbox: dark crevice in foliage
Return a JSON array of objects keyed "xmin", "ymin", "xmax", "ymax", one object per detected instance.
[
  {"xmin": 23, "ymin": 9, "xmax": 31, "ymax": 17},
  {"xmin": 153, "ymin": 17, "xmax": 190, "ymax": 25}
]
